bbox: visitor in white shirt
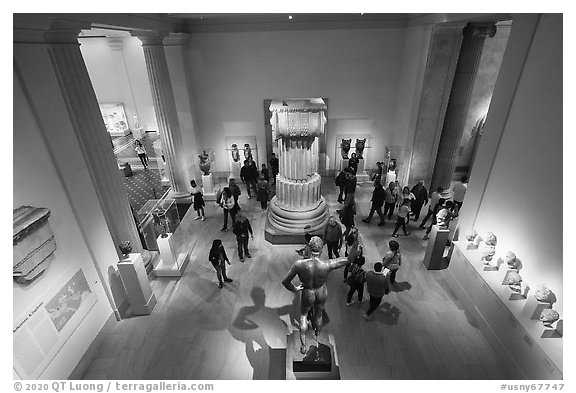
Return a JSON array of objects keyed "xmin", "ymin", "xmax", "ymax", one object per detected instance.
[{"xmin": 451, "ymin": 176, "xmax": 468, "ymax": 210}]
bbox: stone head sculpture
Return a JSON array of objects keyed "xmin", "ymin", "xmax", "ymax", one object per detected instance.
[
  {"xmin": 355, "ymin": 138, "xmax": 366, "ymax": 159},
  {"xmin": 119, "ymin": 241, "xmax": 132, "ymax": 257},
  {"xmin": 540, "ymin": 309, "xmax": 560, "ymax": 327},
  {"xmin": 231, "ymin": 144, "xmax": 240, "ymax": 162},
  {"xmin": 341, "ymin": 139, "xmax": 352, "ymax": 159}
]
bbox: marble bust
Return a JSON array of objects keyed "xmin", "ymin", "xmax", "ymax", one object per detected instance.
[
  {"xmin": 534, "ymin": 284, "xmax": 552, "ymax": 303},
  {"xmin": 540, "ymin": 309, "xmax": 560, "ymax": 327},
  {"xmin": 341, "ymin": 139, "xmax": 352, "ymax": 159}
]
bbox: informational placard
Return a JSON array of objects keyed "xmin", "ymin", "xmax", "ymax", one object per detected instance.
[{"xmin": 13, "ymin": 268, "xmax": 97, "ymax": 379}]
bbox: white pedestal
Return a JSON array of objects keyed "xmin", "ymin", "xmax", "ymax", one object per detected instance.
[
  {"xmin": 117, "ymin": 253, "xmax": 156, "ymax": 315},
  {"xmin": 159, "ymin": 162, "xmax": 170, "ymax": 187},
  {"xmin": 109, "ymin": 128, "xmax": 131, "ymax": 137},
  {"xmin": 132, "ymin": 127, "xmax": 144, "ymax": 140},
  {"xmin": 202, "ymin": 173, "xmax": 217, "ymax": 201},
  {"xmin": 339, "ymin": 158, "xmax": 349, "ymax": 171},
  {"xmin": 155, "ymin": 233, "xmax": 189, "ymax": 277},
  {"xmin": 230, "ymin": 161, "xmax": 241, "ymax": 180},
  {"xmin": 385, "ymin": 170, "xmax": 396, "ymax": 186},
  {"xmin": 356, "ymin": 159, "xmax": 370, "ymax": 182}
]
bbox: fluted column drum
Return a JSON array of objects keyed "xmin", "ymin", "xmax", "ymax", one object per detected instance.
[{"xmin": 266, "ymin": 99, "xmax": 329, "ymax": 236}]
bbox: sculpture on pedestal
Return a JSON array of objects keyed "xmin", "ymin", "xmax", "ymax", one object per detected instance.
[
  {"xmin": 504, "ymin": 251, "xmax": 521, "ymax": 270},
  {"xmin": 341, "ymin": 139, "xmax": 351, "ymax": 159},
  {"xmin": 231, "ymin": 144, "xmax": 240, "ymax": 162},
  {"xmin": 152, "ymin": 207, "xmax": 169, "ymax": 238},
  {"xmin": 266, "ymin": 98, "xmax": 330, "ymax": 239},
  {"xmin": 503, "ymin": 271, "xmax": 522, "ymax": 292},
  {"xmin": 535, "ymin": 284, "xmax": 552, "ymax": 303},
  {"xmin": 540, "ymin": 309, "xmax": 560, "ymax": 327},
  {"xmin": 119, "ymin": 241, "xmax": 132, "ymax": 258},
  {"xmin": 282, "ymin": 236, "xmax": 358, "ymax": 354},
  {"xmin": 199, "ymin": 150, "xmax": 211, "ymax": 175},
  {"xmin": 465, "ymin": 229, "xmax": 478, "ymax": 242},
  {"xmin": 355, "ymin": 138, "xmax": 366, "ymax": 159}
]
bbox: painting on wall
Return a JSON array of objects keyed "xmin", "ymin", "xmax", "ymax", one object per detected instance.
[{"xmin": 45, "ymin": 269, "xmax": 92, "ymax": 332}]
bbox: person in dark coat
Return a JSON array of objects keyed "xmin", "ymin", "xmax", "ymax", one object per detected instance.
[
  {"xmin": 256, "ymin": 176, "xmax": 269, "ymax": 210},
  {"xmin": 269, "ymin": 153, "xmax": 279, "ymax": 183},
  {"xmin": 348, "ymin": 152, "xmax": 359, "ymax": 174},
  {"xmin": 335, "ymin": 169, "xmax": 347, "ymax": 204},
  {"xmin": 346, "ymin": 246, "xmax": 366, "ymax": 305},
  {"xmin": 410, "ymin": 180, "xmax": 428, "ymax": 221},
  {"xmin": 208, "ymin": 239, "xmax": 232, "ymax": 288},
  {"xmin": 362, "ymin": 178, "xmax": 386, "ymax": 226},
  {"xmin": 232, "ymin": 212, "xmax": 254, "ymax": 262},
  {"xmin": 240, "ymin": 159, "xmax": 258, "ymax": 199},
  {"xmin": 261, "ymin": 164, "xmax": 269, "ymax": 182}
]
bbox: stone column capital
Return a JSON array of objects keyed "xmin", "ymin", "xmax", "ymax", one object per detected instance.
[
  {"xmin": 163, "ymin": 32, "xmax": 191, "ymax": 47},
  {"xmin": 107, "ymin": 37, "xmax": 125, "ymax": 51},
  {"xmin": 463, "ymin": 22, "xmax": 497, "ymax": 38},
  {"xmin": 131, "ymin": 30, "xmax": 169, "ymax": 46},
  {"xmin": 13, "ymin": 15, "xmax": 89, "ymax": 44}
]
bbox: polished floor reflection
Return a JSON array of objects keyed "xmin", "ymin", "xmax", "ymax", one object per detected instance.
[{"xmin": 81, "ymin": 178, "xmax": 517, "ymax": 380}]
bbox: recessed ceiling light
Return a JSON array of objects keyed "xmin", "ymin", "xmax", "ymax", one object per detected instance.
[{"xmin": 288, "ymin": 15, "xmax": 293, "ymax": 20}]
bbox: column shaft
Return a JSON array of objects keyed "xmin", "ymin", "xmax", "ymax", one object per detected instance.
[
  {"xmin": 431, "ymin": 23, "xmax": 496, "ymax": 191},
  {"xmin": 138, "ymin": 36, "xmax": 188, "ymax": 196}
]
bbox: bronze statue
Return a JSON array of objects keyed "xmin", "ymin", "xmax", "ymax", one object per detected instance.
[
  {"xmin": 341, "ymin": 139, "xmax": 351, "ymax": 159},
  {"xmin": 355, "ymin": 138, "xmax": 366, "ymax": 159},
  {"xmin": 282, "ymin": 236, "xmax": 358, "ymax": 355}
]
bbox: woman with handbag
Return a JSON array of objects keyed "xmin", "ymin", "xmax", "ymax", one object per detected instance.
[
  {"xmin": 208, "ymin": 239, "xmax": 233, "ymax": 289},
  {"xmin": 382, "ymin": 240, "xmax": 402, "ymax": 284},
  {"xmin": 392, "ymin": 199, "xmax": 411, "ymax": 237}
]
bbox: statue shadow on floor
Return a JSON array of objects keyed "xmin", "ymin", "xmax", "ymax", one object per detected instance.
[
  {"xmin": 371, "ymin": 302, "xmax": 401, "ymax": 325},
  {"xmin": 390, "ymin": 280, "xmax": 412, "ymax": 292},
  {"xmin": 229, "ymin": 286, "xmax": 292, "ymax": 379}
]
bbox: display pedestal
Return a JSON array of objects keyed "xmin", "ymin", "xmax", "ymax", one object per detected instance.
[
  {"xmin": 202, "ymin": 173, "xmax": 217, "ymax": 201},
  {"xmin": 132, "ymin": 127, "xmax": 144, "ymax": 140},
  {"xmin": 109, "ymin": 128, "xmax": 130, "ymax": 137},
  {"xmin": 229, "ymin": 161, "xmax": 241, "ymax": 181},
  {"xmin": 154, "ymin": 233, "xmax": 189, "ymax": 277},
  {"xmin": 339, "ymin": 158, "xmax": 349, "ymax": 171},
  {"xmin": 355, "ymin": 158, "xmax": 370, "ymax": 182},
  {"xmin": 542, "ymin": 320, "xmax": 563, "ymax": 338},
  {"xmin": 423, "ymin": 225, "xmax": 450, "ymax": 270},
  {"xmin": 520, "ymin": 296, "xmax": 552, "ymax": 320},
  {"xmin": 117, "ymin": 253, "xmax": 156, "ymax": 315},
  {"xmin": 385, "ymin": 170, "xmax": 396, "ymax": 186},
  {"xmin": 286, "ymin": 330, "xmax": 340, "ymax": 380}
]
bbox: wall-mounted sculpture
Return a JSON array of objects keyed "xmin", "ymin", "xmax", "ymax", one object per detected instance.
[
  {"xmin": 13, "ymin": 206, "xmax": 57, "ymax": 284},
  {"xmin": 355, "ymin": 138, "xmax": 366, "ymax": 159},
  {"xmin": 244, "ymin": 143, "xmax": 253, "ymax": 161},
  {"xmin": 266, "ymin": 98, "xmax": 329, "ymax": 239},
  {"xmin": 341, "ymin": 139, "xmax": 351, "ymax": 159},
  {"xmin": 231, "ymin": 144, "xmax": 240, "ymax": 163}
]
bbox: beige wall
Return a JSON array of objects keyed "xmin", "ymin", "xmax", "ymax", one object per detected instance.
[
  {"xmin": 459, "ymin": 14, "xmax": 563, "ymax": 313},
  {"xmin": 185, "ymin": 28, "xmax": 409, "ymax": 174},
  {"xmin": 13, "ymin": 72, "xmax": 114, "ymax": 379}
]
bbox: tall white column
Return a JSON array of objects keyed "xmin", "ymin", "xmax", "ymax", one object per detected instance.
[
  {"xmin": 163, "ymin": 33, "xmax": 202, "ymax": 184},
  {"xmin": 107, "ymin": 38, "xmax": 139, "ymax": 131},
  {"xmin": 133, "ymin": 31, "xmax": 189, "ymax": 198}
]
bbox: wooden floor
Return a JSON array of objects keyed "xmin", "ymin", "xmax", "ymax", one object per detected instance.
[{"xmin": 81, "ymin": 178, "xmax": 518, "ymax": 380}]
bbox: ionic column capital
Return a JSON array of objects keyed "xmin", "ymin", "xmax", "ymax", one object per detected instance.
[
  {"xmin": 463, "ymin": 22, "xmax": 497, "ymax": 38},
  {"xmin": 131, "ymin": 30, "xmax": 169, "ymax": 46},
  {"xmin": 163, "ymin": 32, "xmax": 191, "ymax": 47}
]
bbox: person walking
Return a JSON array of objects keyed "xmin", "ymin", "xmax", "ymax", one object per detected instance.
[
  {"xmin": 228, "ymin": 178, "xmax": 242, "ymax": 208},
  {"xmin": 410, "ymin": 180, "xmax": 428, "ymax": 222},
  {"xmin": 363, "ymin": 262, "xmax": 389, "ymax": 320},
  {"xmin": 342, "ymin": 226, "xmax": 359, "ymax": 280},
  {"xmin": 208, "ymin": 239, "xmax": 233, "ymax": 289},
  {"xmin": 240, "ymin": 159, "xmax": 258, "ymax": 199},
  {"xmin": 269, "ymin": 153, "xmax": 279, "ymax": 183},
  {"xmin": 418, "ymin": 186, "xmax": 444, "ymax": 229},
  {"xmin": 346, "ymin": 245, "xmax": 366, "ymax": 305},
  {"xmin": 383, "ymin": 181, "xmax": 398, "ymax": 220},
  {"xmin": 134, "ymin": 140, "xmax": 148, "ymax": 169},
  {"xmin": 219, "ymin": 187, "xmax": 236, "ymax": 231},
  {"xmin": 335, "ymin": 169, "xmax": 347, "ymax": 204},
  {"xmin": 261, "ymin": 164, "xmax": 270, "ymax": 183},
  {"xmin": 391, "ymin": 199, "xmax": 411, "ymax": 237},
  {"xmin": 344, "ymin": 167, "xmax": 357, "ymax": 198},
  {"xmin": 362, "ymin": 178, "xmax": 386, "ymax": 226},
  {"xmin": 256, "ymin": 176, "xmax": 269, "ymax": 210},
  {"xmin": 190, "ymin": 180, "xmax": 206, "ymax": 221},
  {"xmin": 452, "ymin": 176, "xmax": 468, "ymax": 211},
  {"xmin": 232, "ymin": 212, "xmax": 254, "ymax": 262},
  {"xmin": 382, "ymin": 240, "xmax": 402, "ymax": 284},
  {"xmin": 348, "ymin": 152, "xmax": 359, "ymax": 174},
  {"xmin": 323, "ymin": 215, "xmax": 343, "ymax": 259},
  {"xmin": 340, "ymin": 193, "xmax": 356, "ymax": 231}
]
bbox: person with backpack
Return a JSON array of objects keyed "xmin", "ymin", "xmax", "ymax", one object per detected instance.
[
  {"xmin": 361, "ymin": 178, "xmax": 386, "ymax": 226},
  {"xmin": 219, "ymin": 187, "xmax": 236, "ymax": 231},
  {"xmin": 382, "ymin": 240, "xmax": 402, "ymax": 284},
  {"xmin": 232, "ymin": 212, "xmax": 254, "ymax": 262},
  {"xmin": 346, "ymin": 245, "xmax": 366, "ymax": 305},
  {"xmin": 335, "ymin": 169, "xmax": 347, "ymax": 203},
  {"xmin": 190, "ymin": 180, "xmax": 206, "ymax": 221},
  {"xmin": 363, "ymin": 262, "xmax": 389, "ymax": 320},
  {"xmin": 228, "ymin": 178, "xmax": 242, "ymax": 207},
  {"xmin": 208, "ymin": 239, "xmax": 232, "ymax": 289},
  {"xmin": 256, "ymin": 176, "xmax": 269, "ymax": 210}
]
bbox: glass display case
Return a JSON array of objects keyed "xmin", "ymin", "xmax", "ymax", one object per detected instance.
[
  {"xmin": 137, "ymin": 199, "xmax": 189, "ymax": 277},
  {"xmin": 99, "ymin": 103, "xmax": 130, "ymax": 136}
]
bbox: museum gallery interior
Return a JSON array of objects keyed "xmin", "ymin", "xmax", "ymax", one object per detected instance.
[{"xmin": 13, "ymin": 13, "xmax": 562, "ymax": 380}]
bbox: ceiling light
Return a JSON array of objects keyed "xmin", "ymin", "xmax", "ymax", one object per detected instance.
[{"xmin": 288, "ymin": 15, "xmax": 293, "ymax": 20}]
